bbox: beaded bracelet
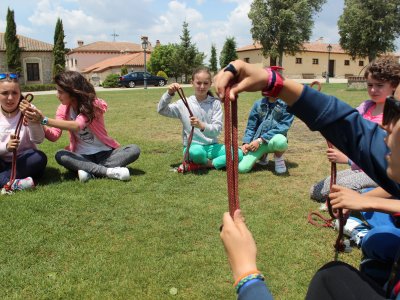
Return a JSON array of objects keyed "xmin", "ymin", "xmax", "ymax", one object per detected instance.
[{"xmin": 235, "ymin": 272, "xmax": 265, "ymax": 294}]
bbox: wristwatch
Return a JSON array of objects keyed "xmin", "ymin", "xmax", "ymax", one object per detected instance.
[
  {"xmin": 41, "ymin": 116, "xmax": 49, "ymax": 125},
  {"xmin": 257, "ymin": 138, "xmax": 264, "ymax": 145}
]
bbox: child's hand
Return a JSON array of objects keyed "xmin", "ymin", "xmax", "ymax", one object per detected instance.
[
  {"xmin": 247, "ymin": 140, "xmax": 260, "ymax": 152},
  {"xmin": 190, "ymin": 116, "xmax": 205, "ymax": 130},
  {"xmin": 241, "ymin": 144, "xmax": 249, "ymax": 155},
  {"xmin": 326, "ymin": 148, "xmax": 348, "ymax": 164},
  {"xmin": 23, "ymin": 105, "xmax": 44, "ymax": 124},
  {"xmin": 6, "ymin": 134, "xmax": 20, "ymax": 152},
  {"xmin": 220, "ymin": 210, "xmax": 258, "ymax": 282},
  {"xmin": 19, "ymin": 99, "xmax": 32, "ymax": 114},
  {"xmin": 167, "ymin": 83, "xmax": 181, "ymax": 96}
]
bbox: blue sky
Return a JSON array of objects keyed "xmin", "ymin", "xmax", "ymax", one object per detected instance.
[{"xmin": 0, "ymin": 0, "xmax": 396, "ymax": 60}]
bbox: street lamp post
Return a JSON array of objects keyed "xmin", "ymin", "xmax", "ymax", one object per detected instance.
[
  {"xmin": 141, "ymin": 36, "xmax": 149, "ymax": 89},
  {"xmin": 326, "ymin": 44, "xmax": 332, "ymax": 84}
]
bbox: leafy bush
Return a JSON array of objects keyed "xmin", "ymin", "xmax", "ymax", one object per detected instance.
[
  {"xmin": 102, "ymin": 74, "xmax": 120, "ymax": 88},
  {"xmin": 156, "ymin": 70, "xmax": 168, "ymax": 79},
  {"xmin": 120, "ymin": 66, "xmax": 128, "ymax": 76},
  {"xmin": 21, "ymin": 84, "xmax": 57, "ymax": 92}
]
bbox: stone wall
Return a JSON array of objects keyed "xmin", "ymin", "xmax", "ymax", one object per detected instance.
[{"xmin": 0, "ymin": 51, "xmax": 53, "ymax": 84}]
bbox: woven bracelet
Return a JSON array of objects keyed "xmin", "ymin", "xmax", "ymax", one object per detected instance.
[{"xmin": 235, "ymin": 273, "xmax": 265, "ymax": 294}]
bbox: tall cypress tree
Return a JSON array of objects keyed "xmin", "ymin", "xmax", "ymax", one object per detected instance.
[
  {"xmin": 209, "ymin": 44, "xmax": 218, "ymax": 74},
  {"xmin": 5, "ymin": 7, "xmax": 21, "ymax": 73},
  {"xmin": 53, "ymin": 18, "xmax": 66, "ymax": 77},
  {"xmin": 219, "ymin": 37, "xmax": 238, "ymax": 69}
]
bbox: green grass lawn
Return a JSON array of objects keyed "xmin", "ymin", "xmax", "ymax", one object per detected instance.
[{"xmin": 0, "ymin": 83, "xmax": 369, "ymax": 299}]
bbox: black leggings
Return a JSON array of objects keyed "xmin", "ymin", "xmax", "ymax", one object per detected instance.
[{"xmin": 306, "ymin": 261, "xmax": 387, "ymax": 300}]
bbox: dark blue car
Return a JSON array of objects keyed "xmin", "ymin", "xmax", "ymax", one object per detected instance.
[{"xmin": 118, "ymin": 72, "xmax": 167, "ymax": 88}]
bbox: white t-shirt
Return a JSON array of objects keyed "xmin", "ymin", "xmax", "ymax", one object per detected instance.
[{"xmin": 70, "ymin": 109, "xmax": 111, "ymax": 155}]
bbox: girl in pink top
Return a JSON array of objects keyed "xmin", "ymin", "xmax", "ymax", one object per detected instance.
[
  {"xmin": 27, "ymin": 71, "xmax": 140, "ymax": 182},
  {"xmin": 310, "ymin": 57, "xmax": 400, "ymax": 202}
]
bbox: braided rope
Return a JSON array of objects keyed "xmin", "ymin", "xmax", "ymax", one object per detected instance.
[
  {"xmin": 176, "ymin": 88, "xmax": 194, "ymax": 172},
  {"xmin": 224, "ymin": 86, "xmax": 240, "ymax": 217},
  {"xmin": 306, "ymin": 82, "xmax": 346, "ymax": 258}
]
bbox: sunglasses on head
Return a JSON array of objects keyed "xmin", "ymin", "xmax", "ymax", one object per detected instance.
[
  {"xmin": 383, "ymin": 96, "xmax": 400, "ymax": 126},
  {"xmin": 0, "ymin": 73, "xmax": 18, "ymax": 80}
]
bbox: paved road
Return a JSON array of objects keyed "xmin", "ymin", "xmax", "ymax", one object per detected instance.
[{"xmin": 28, "ymin": 79, "xmax": 348, "ymax": 96}]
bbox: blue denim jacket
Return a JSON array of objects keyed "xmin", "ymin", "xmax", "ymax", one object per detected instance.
[{"xmin": 242, "ymin": 97, "xmax": 294, "ymax": 144}]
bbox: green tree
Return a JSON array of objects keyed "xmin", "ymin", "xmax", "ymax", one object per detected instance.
[
  {"xmin": 338, "ymin": 0, "xmax": 400, "ymax": 62},
  {"xmin": 52, "ymin": 18, "xmax": 66, "ymax": 77},
  {"xmin": 175, "ymin": 21, "xmax": 205, "ymax": 82},
  {"xmin": 219, "ymin": 37, "xmax": 238, "ymax": 69},
  {"xmin": 5, "ymin": 7, "xmax": 21, "ymax": 73},
  {"xmin": 148, "ymin": 43, "xmax": 177, "ymax": 76},
  {"xmin": 209, "ymin": 44, "xmax": 218, "ymax": 73},
  {"xmin": 248, "ymin": 0, "xmax": 326, "ymax": 66}
]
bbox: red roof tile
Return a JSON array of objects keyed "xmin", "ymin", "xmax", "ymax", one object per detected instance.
[
  {"xmin": 81, "ymin": 52, "xmax": 151, "ymax": 73},
  {"xmin": 69, "ymin": 41, "xmax": 152, "ymax": 54},
  {"xmin": 237, "ymin": 41, "xmax": 344, "ymax": 53},
  {"xmin": 0, "ymin": 32, "xmax": 53, "ymax": 51},
  {"xmin": 237, "ymin": 41, "xmax": 400, "ymax": 56}
]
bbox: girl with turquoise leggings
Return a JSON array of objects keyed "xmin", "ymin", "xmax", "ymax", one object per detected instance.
[
  {"xmin": 158, "ymin": 67, "xmax": 243, "ymax": 172},
  {"xmin": 239, "ymin": 97, "xmax": 294, "ymax": 174}
]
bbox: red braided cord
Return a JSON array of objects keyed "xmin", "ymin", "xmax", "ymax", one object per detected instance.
[
  {"xmin": 326, "ymin": 141, "xmax": 346, "ymax": 255},
  {"xmin": 176, "ymin": 88, "xmax": 194, "ymax": 171},
  {"xmin": 4, "ymin": 94, "xmax": 34, "ymax": 191},
  {"xmin": 306, "ymin": 82, "xmax": 346, "ymax": 256},
  {"xmin": 224, "ymin": 86, "xmax": 239, "ymax": 217}
]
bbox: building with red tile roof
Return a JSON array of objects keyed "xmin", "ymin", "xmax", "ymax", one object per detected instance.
[
  {"xmin": 66, "ymin": 40, "xmax": 152, "ymax": 73},
  {"xmin": 0, "ymin": 32, "xmax": 53, "ymax": 84},
  {"xmin": 237, "ymin": 39, "xmax": 399, "ymax": 79},
  {"xmin": 81, "ymin": 52, "xmax": 151, "ymax": 84}
]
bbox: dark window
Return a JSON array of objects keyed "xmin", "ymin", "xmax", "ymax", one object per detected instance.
[
  {"xmin": 296, "ymin": 58, "xmax": 302, "ymax": 64},
  {"xmin": 244, "ymin": 57, "xmax": 250, "ymax": 63},
  {"xmin": 344, "ymin": 60, "xmax": 350, "ymax": 66},
  {"xmin": 359, "ymin": 61, "xmax": 364, "ymax": 66},
  {"xmin": 312, "ymin": 58, "xmax": 319, "ymax": 65},
  {"xmin": 26, "ymin": 63, "xmax": 40, "ymax": 81}
]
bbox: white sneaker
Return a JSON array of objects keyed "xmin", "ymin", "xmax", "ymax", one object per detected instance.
[
  {"xmin": 78, "ymin": 170, "xmax": 94, "ymax": 183},
  {"xmin": 257, "ymin": 154, "xmax": 268, "ymax": 166},
  {"xmin": 334, "ymin": 217, "xmax": 370, "ymax": 247},
  {"xmin": 106, "ymin": 167, "xmax": 130, "ymax": 181},
  {"xmin": 11, "ymin": 177, "xmax": 35, "ymax": 191},
  {"xmin": 274, "ymin": 156, "xmax": 287, "ymax": 174}
]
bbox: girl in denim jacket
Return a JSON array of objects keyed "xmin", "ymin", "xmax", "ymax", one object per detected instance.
[{"xmin": 239, "ymin": 97, "xmax": 294, "ymax": 173}]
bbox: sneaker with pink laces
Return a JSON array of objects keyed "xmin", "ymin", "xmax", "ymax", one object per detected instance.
[
  {"xmin": 177, "ymin": 162, "xmax": 203, "ymax": 173},
  {"xmin": 11, "ymin": 177, "xmax": 35, "ymax": 191}
]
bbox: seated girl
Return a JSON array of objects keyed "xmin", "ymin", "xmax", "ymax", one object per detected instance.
[
  {"xmin": 310, "ymin": 57, "xmax": 400, "ymax": 202},
  {"xmin": 27, "ymin": 71, "xmax": 140, "ymax": 182},
  {"xmin": 238, "ymin": 96, "xmax": 294, "ymax": 174},
  {"xmin": 0, "ymin": 73, "xmax": 47, "ymax": 192},
  {"xmin": 157, "ymin": 67, "xmax": 243, "ymax": 172}
]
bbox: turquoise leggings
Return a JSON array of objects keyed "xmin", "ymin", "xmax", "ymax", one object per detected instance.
[
  {"xmin": 183, "ymin": 143, "xmax": 243, "ymax": 169},
  {"xmin": 238, "ymin": 134, "xmax": 288, "ymax": 173}
]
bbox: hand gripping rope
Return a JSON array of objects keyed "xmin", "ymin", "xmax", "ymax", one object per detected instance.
[
  {"xmin": 2, "ymin": 93, "xmax": 34, "ymax": 194},
  {"xmin": 224, "ymin": 86, "xmax": 240, "ymax": 216},
  {"xmin": 176, "ymin": 88, "xmax": 195, "ymax": 173},
  {"xmin": 306, "ymin": 82, "xmax": 347, "ymax": 259}
]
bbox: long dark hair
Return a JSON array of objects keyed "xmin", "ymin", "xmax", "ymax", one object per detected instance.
[
  {"xmin": 54, "ymin": 71, "xmax": 97, "ymax": 123},
  {"xmin": 191, "ymin": 67, "xmax": 214, "ymax": 97}
]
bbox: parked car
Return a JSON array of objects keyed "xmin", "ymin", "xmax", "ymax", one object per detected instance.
[{"xmin": 118, "ymin": 72, "xmax": 167, "ymax": 88}]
